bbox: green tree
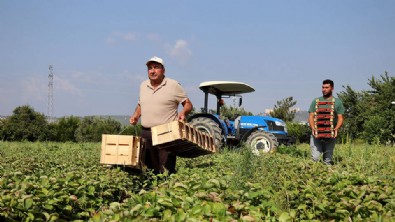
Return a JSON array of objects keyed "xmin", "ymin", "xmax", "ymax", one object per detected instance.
[
  {"xmin": 337, "ymin": 85, "xmax": 365, "ymax": 139},
  {"xmin": 338, "ymin": 72, "xmax": 395, "ymax": 144},
  {"xmin": 361, "ymin": 73, "xmax": 395, "ymax": 144},
  {"xmin": 220, "ymin": 105, "xmax": 253, "ymax": 120},
  {"xmin": 187, "ymin": 107, "xmax": 201, "ymax": 119},
  {"xmin": 286, "ymin": 122, "xmax": 310, "ymax": 144},
  {"xmin": 0, "ymin": 117, "xmax": 5, "ymax": 140},
  {"xmin": 120, "ymin": 124, "xmax": 142, "ymax": 136},
  {"xmin": 362, "ymin": 114, "xmax": 392, "ymax": 144},
  {"xmin": 75, "ymin": 116, "xmax": 122, "ymax": 142},
  {"xmin": 270, "ymin": 97, "xmax": 297, "ymax": 122},
  {"xmin": 1, "ymin": 105, "xmax": 48, "ymax": 141},
  {"xmin": 191, "ymin": 104, "xmax": 253, "ymax": 120},
  {"xmin": 50, "ymin": 116, "xmax": 81, "ymax": 142}
]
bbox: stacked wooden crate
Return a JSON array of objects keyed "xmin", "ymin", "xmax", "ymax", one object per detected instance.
[
  {"xmin": 100, "ymin": 134, "xmax": 141, "ymax": 167},
  {"xmin": 313, "ymin": 98, "xmax": 335, "ymax": 138},
  {"xmin": 151, "ymin": 121, "xmax": 217, "ymax": 158}
]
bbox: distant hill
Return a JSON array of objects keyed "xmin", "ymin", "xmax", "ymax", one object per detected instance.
[
  {"xmin": 50, "ymin": 115, "xmax": 131, "ymax": 126},
  {"xmin": 98, "ymin": 115, "xmax": 131, "ymax": 126},
  {"xmin": 293, "ymin": 111, "xmax": 309, "ymax": 123}
]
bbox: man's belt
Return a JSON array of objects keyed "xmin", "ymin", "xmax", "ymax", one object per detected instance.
[{"xmin": 142, "ymin": 126, "xmax": 151, "ymax": 131}]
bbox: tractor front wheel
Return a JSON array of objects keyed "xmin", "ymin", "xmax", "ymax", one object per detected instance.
[{"xmin": 246, "ymin": 131, "xmax": 278, "ymax": 154}]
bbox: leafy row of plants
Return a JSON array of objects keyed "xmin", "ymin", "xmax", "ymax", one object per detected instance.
[
  {"xmin": 0, "ymin": 142, "xmax": 148, "ymax": 221},
  {"xmin": 1, "ymin": 142, "xmax": 394, "ymax": 221}
]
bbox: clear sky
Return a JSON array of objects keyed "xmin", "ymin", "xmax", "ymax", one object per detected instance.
[{"xmin": 1, "ymin": 0, "xmax": 394, "ymax": 117}]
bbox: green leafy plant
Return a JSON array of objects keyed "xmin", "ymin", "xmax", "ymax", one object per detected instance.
[{"xmin": 0, "ymin": 141, "xmax": 394, "ymax": 221}]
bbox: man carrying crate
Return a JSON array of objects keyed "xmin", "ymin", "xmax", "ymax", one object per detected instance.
[
  {"xmin": 308, "ymin": 79, "xmax": 345, "ymax": 165},
  {"xmin": 130, "ymin": 56, "xmax": 193, "ymax": 174}
]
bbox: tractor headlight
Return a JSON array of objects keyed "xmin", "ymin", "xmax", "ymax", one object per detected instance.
[{"xmin": 275, "ymin": 121, "xmax": 288, "ymax": 133}]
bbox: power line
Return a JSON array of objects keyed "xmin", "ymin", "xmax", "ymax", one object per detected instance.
[{"xmin": 47, "ymin": 65, "xmax": 54, "ymax": 122}]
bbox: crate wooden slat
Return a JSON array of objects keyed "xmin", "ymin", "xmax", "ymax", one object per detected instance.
[
  {"xmin": 317, "ymin": 101, "xmax": 334, "ymax": 105},
  {"xmin": 315, "ymin": 121, "xmax": 332, "ymax": 125},
  {"xmin": 314, "ymin": 114, "xmax": 334, "ymax": 119},
  {"xmin": 316, "ymin": 108, "xmax": 333, "ymax": 113},
  {"xmin": 317, "ymin": 127, "xmax": 332, "ymax": 131},
  {"xmin": 151, "ymin": 121, "xmax": 217, "ymax": 158},
  {"xmin": 100, "ymin": 134, "xmax": 141, "ymax": 167},
  {"xmin": 315, "ymin": 133, "xmax": 333, "ymax": 138}
]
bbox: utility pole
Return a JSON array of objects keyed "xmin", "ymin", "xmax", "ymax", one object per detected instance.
[{"xmin": 47, "ymin": 65, "xmax": 54, "ymax": 122}]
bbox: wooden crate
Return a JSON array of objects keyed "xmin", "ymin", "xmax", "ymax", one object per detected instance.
[
  {"xmin": 151, "ymin": 121, "xmax": 217, "ymax": 158},
  {"xmin": 100, "ymin": 134, "xmax": 141, "ymax": 167},
  {"xmin": 313, "ymin": 98, "xmax": 335, "ymax": 138}
]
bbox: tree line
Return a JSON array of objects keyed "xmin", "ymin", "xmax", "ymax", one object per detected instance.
[{"xmin": 0, "ymin": 105, "xmax": 141, "ymax": 142}]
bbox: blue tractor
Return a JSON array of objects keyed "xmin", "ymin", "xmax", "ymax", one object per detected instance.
[{"xmin": 188, "ymin": 81, "xmax": 294, "ymax": 153}]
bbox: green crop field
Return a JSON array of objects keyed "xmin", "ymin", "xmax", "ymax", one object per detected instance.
[{"xmin": 0, "ymin": 142, "xmax": 394, "ymax": 221}]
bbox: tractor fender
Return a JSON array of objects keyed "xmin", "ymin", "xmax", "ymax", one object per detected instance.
[{"xmin": 188, "ymin": 113, "xmax": 228, "ymax": 136}]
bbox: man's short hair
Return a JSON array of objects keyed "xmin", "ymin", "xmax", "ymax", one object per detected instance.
[{"xmin": 323, "ymin": 79, "xmax": 334, "ymax": 87}]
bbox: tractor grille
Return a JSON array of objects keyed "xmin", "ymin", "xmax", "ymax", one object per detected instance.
[{"xmin": 266, "ymin": 120, "xmax": 285, "ymax": 131}]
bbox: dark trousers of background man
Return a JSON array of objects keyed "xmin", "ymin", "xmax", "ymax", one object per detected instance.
[{"xmin": 141, "ymin": 128, "xmax": 177, "ymax": 174}]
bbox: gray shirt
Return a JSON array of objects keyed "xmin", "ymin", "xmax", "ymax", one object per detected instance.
[{"xmin": 139, "ymin": 77, "xmax": 188, "ymax": 128}]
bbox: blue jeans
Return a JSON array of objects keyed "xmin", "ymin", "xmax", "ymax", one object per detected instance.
[{"xmin": 310, "ymin": 135, "xmax": 336, "ymax": 165}]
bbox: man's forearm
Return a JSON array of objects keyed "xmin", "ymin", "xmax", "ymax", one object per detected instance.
[
  {"xmin": 129, "ymin": 104, "xmax": 141, "ymax": 125},
  {"xmin": 308, "ymin": 112, "xmax": 317, "ymax": 137},
  {"xmin": 133, "ymin": 104, "xmax": 141, "ymax": 118},
  {"xmin": 182, "ymin": 101, "xmax": 193, "ymax": 116},
  {"xmin": 180, "ymin": 99, "xmax": 193, "ymax": 117},
  {"xmin": 334, "ymin": 115, "xmax": 344, "ymax": 130},
  {"xmin": 308, "ymin": 113, "xmax": 315, "ymax": 130}
]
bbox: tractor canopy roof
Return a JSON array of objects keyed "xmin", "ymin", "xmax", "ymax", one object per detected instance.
[{"xmin": 199, "ymin": 81, "xmax": 255, "ymax": 96}]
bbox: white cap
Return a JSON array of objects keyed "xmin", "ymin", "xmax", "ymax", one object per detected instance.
[{"xmin": 146, "ymin": 56, "xmax": 164, "ymax": 67}]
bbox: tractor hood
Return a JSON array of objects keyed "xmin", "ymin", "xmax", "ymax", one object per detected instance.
[{"xmin": 238, "ymin": 115, "xmax": 288, "ymax": 134}]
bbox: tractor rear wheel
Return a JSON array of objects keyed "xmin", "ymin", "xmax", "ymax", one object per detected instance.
[
  {"xmin": 189, "ymin": 117, "xmax": 223, "ymax": 148},
  {"xmin": 246, "ymin": 131, "xmax": 278, "ymax": 154}
]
